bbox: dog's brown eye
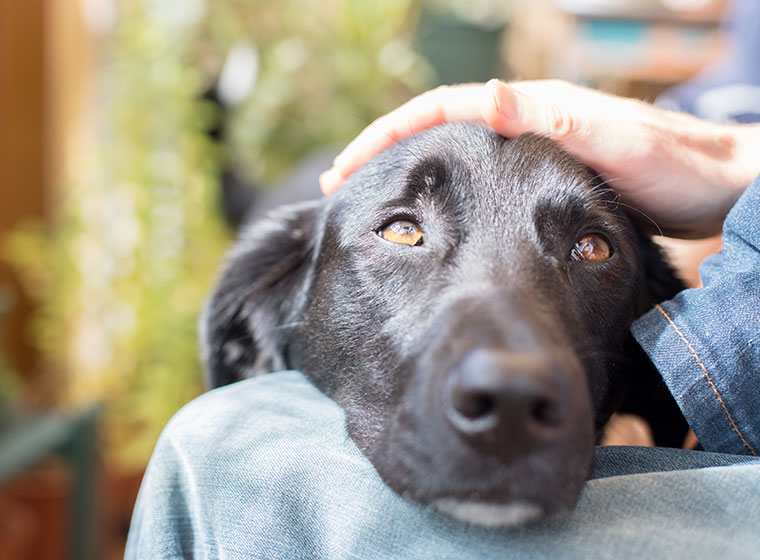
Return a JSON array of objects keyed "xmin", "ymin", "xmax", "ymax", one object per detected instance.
[
  {"xmin": 379, "ymin": 219, "xmax": 423, "ymax": 246},
  {"xmin": 571, "ymin": 234, "xmax": 611, "ymax": 262}
]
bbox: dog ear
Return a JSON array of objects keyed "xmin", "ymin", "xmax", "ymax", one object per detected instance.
[
  {"xmin": 616, "ymin": 228, "xmax": 690, "ymax": 447},
  {"xmin": 200, "ymin": 200, "xmax": 322, "ymax": 389}
]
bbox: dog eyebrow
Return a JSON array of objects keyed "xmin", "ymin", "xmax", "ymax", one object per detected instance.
[
  {"xmin": 534, "ymin": 195, "xmax": 586, "ymax": 228},
  {"xmin": 397, "ymin": 156, "xmax": 467, "ymax": 210},
  {"xmin": 402, "ymin": 157, "xmax": 448, "ymax": 198},
  {"xmin": 532, "ymin": 186, "xmax": 621, "ymax": 241}
]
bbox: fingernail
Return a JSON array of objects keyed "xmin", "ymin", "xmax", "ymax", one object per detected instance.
[
  {"xmin": 333, "ymin": 151, "xmax": 348, "ymax": 169},
  {"xmin": 319, "ymin": 167, "xmax": 342, "ymax": 194},
  {"xmin": 490, "ymin": 80, "xmax": 519, "ymax": 120}
]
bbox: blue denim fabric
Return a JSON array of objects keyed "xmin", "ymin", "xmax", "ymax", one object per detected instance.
[
  {"xmin": 633, "ymin": 174, "xmax": 760, "ymax": 456},
  {"xmin": 126, "ymin": 371, "xmax": 760, "ymax": 560}
]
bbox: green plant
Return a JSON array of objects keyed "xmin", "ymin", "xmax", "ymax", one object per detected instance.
[
  {"xmin": 0, "ymin": 352, "xmax": 18, "ymax": 409},
  {"xmin": 0, "ymin": 289, "xmax": 20, "ymax": 413},
  {"xmin": 5, "ymin": 0, "xmax": 433, "ymax": 471},
  {"xmin": 200, "ymin": 0, "xmax": 433, "ymax": 180},
  {"xmin": 0, "ymin": 356, "xmax": 20, "ymax": 414}
]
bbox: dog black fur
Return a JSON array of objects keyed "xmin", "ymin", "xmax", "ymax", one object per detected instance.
[{"xmin": 201, "ymin": 123, "xmax": 686, "ymax": 526}]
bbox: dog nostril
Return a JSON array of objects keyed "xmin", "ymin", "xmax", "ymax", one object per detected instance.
[
  {"xmin": 452, "ymin": 390, "xmax": 495, "ymax": 421},
  {"xmin": 444, "ymin": 349, "xmax": 571, "ymax": 446},
  {"xmin": 530, "ymin": 397, "xmax": 563, "ymax": 427}
]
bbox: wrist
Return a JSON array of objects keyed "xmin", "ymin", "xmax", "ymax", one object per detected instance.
[{"xmin": 727, "ymin": 123, "xmax": 760, "ymax": 192}]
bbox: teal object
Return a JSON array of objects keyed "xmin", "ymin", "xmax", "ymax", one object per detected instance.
[
  {"xmin": 417, "ymin": 9, "xmax": 507, "ymax": 86},
  {"xmin": 0, "ymin": 407, "xmax": 100, "ymax": 560},
  {"xmin": 581, "ymin": 19, "xmax": 646, "ymax": 43}
]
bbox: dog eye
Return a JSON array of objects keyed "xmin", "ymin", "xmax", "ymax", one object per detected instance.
[
  {"xmin": 378, "ymin": 219, "xmax": 424, "ymax": 246},
  {"xmin": 570, "ymin": 234, "xmax": 612, "ymax": 262}
]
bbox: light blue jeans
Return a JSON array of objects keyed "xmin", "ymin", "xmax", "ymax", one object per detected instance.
[
  {"xmin": 125, "ymin": 371, "xmax": 760, "ymax": 559},
  {"xmin": 632, "ymin": 174, "xmax": 760, "ymax": 455}
]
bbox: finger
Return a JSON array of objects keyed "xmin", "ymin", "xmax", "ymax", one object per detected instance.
[
  {"xmin": 321, "ymin": 79, "xmax": 599, "ymax": 195},
  {"xmin": 325, "ymin": 84, "xmax": 491, "ymax": 190},
  {"xmin": 319, "ymin": 167, "xmax": 345, "ymax": 195},
  {"xmin": 482, "ymin": 79, "xmax": 589, "ymax": 144}
]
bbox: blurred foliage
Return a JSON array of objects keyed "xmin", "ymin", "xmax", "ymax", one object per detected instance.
[
  {"xmin": 423, "ymin": 0, "xmax": 512, "ymax": 28},
  {"xmin": 5, "ymin": 6, "xmax": 227, "ymax": 470},
  {"xmin": 4, "ymin": 0, "xmax": 433, "ymax": 471},
  {"xmin": 0, "ymin": 356, "xmax": 20, "ymax": 411},
  {"xmin": 0, "ymin": 289, "xmax": 20, "ymax": 409},
  {"xmin": 199, "ymin": 0, "xmax": 434, "ymax": 181}
]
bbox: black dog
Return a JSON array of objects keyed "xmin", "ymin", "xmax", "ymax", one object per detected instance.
[{"xmin": 202, "ymin": 123, "xmax": 686, "ymax": 526}]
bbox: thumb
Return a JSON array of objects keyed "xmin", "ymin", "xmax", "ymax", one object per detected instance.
[{"xmin": 481, "ymin": 79, "xmax": 590, "ymax": 144}]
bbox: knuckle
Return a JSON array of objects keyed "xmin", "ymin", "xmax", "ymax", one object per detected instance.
[
  {"xmin": 409, "ymin": 88, "xmax": 441, "ymax": 110},
  {"xmin": 420, "ymin": 85, "xmax": 447, "ymax": 101},
  {"xmin": 544, "ymin": 78, "xmax": 571, "ymax": 89},
  {"xmin": 419, "ymin": 85, "xmax": 451, "ymax": 107},
  {"xmin": 545, "ymin": 103, "xmax": 583, "ymax": 140}
]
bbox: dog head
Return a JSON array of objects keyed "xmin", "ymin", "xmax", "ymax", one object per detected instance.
[{"xmin": 202, "ymin": 123, "xmax": 681, "ymax": 525}]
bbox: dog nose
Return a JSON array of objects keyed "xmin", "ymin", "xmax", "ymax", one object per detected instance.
[{"xmin": 445, "ymin": 348, "xmax": 569, "ymax": 457}]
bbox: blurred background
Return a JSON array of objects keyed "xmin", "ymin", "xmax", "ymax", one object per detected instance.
[{"xmin": 0, "ymin": 0, "xmax": 750, "ymax": 557}]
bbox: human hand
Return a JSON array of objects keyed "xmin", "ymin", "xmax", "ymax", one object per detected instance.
[{"xmin": 320, "ymin": 79, "xmax": 760, "ymax": 238}]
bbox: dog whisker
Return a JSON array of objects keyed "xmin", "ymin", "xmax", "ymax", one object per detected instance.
[
  {"xmin": 609, "ymin": 193, "xmax": 623, "ymax": 213},
  {"xmin": 576, "ymin": 172, "xmax": 606, "ymax": 191},
  {"xmin": 204, "ymin": 123, "xmax": 688, "ymax": 522},
  {"xmin": 607, "ymin": 200, "xmax": 664, "ymax": 237},
  {"xmin": 576, "ymin": 175, "xmax": 664, "ymax": 235},
  {"xmin": 382, "ymin": 126, "xmax": 425, "ymax": 168},
  {"xmin": 272, "ymin": 321, "xmax": 305, "ymax": 331},
  {"xmin": 586, "ymin": 177, "xmax": 623, "ymax": 201},
  {"xmin": 218, "ymin": 333, "xmax": 254, "ymax": 345},
  {"xmin": 576, "ymin": 173, "xmax": 614, "ymax": 194}
]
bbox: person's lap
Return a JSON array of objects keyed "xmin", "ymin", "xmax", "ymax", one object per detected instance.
[{"xmin": 126, "ymin": 371, "xmax": 760, "ymax": 560}]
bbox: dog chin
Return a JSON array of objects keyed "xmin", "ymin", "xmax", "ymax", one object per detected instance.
[{"xmin": 432, "ymin": 499, "xmax": 543, "ymax": 527}]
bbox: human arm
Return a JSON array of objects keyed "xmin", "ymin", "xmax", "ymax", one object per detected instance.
[
  {"xmin": 632, "ymin": 174, "xmax": 760, "ymax": 456},
  {"xmin": 320, "ymin": 79, "xmax": 760, "ymax": 238},
  {"xmin": 318, "ymin": 79, "xmax": 760, "ymax": 455}
]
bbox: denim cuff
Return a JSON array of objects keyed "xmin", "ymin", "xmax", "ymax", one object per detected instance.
[{"xmin": 632, "ymin": 174, "xmax": 760, "ymax": 456}]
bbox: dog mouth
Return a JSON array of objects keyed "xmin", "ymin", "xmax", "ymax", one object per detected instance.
[
  {"xmin": 371, "ymin": 403, "xmax": 594, "ymax": 528},
  {"xmin": 432, "ymin": 499, "xmax": 543, "ymax": 527},
  {"xmin": 363, "ymin": 345, "xmax": 594, "ymax": 527},
  {"xmin": 349, "ymin": 296, "xmax": 598, "ymax": 528}
]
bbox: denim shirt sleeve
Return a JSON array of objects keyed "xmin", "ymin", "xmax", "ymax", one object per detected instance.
[{"xmin": 632, "ymin": 174, "xmax": 760, "ymax": 456}]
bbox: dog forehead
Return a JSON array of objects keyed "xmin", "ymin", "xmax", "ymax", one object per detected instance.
[{"xmin": 330, "ymin": 124, "xmax": 600, "ymax": 232}]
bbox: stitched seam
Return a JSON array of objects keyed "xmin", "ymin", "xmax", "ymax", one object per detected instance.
[{"xmin": 654, "ymin": 304, "xmax": 757, "ymax": 456}]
